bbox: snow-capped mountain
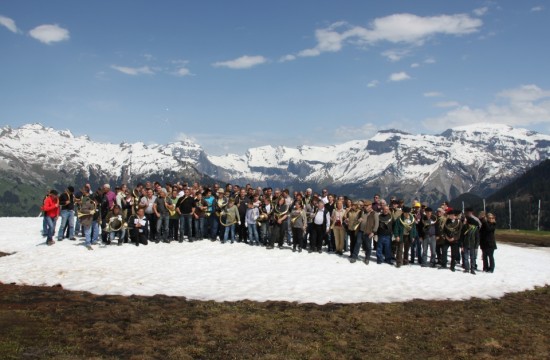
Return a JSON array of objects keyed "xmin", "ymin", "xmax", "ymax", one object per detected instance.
[
  {"xmin": 0, "ymin": 123, "xmax": 549, "ymax": 208},
  {"xmin": 0, "ymin": 123, "xmax": 208, "ymax": 187},
  {"xmin": 205, "ymin": 123, "xmax": 550, "ymax": 202}
]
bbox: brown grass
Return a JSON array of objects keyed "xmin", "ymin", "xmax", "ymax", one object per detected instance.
[{"xmin": 0, "ymin": 283, "xmax": 549, "ymax": 359}]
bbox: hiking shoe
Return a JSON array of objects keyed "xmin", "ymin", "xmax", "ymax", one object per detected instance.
[{"xmin": 85, "ymin": 245, "xmax": 93, "ymax": 250}]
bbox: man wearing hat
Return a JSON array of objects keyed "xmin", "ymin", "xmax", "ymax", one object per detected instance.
[
  {"xmin": 351, "ymin": 200, "xmax": 378, "ymax": 264},
  {"xmin": 441, "ymin": 210, "xmax": 463, "ymax": 271},
  {"xmin": 210, "ymin": 188, "xmax": 228, "ymax": 241},
  {"xmin": 57, "ymin": 185, "xmax": 76, "ymax": 241},
  {"xmin": 393, "ymin": 206, "xmax": 417, "ymax": 267}
]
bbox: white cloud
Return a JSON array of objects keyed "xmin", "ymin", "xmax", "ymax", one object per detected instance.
[
  {"xmin": 212, "ymin": 55, "xmax": 267, "ymax": 69},
  {"xmin": 110, "ymin": 65, "xmax": 154, "ymax": 76},
  {"xmin": 367, "ymin": 80, "xmax": 379, "ymax": 88},
  {"xmin": 29, "ymin": 24, "xmax": 70, "ymax": 44},
  {"xmin": 410, "ymin": 63, "xmax": 420, "ymax": 68},
  {"xmin": 334, "ymin": 123, "xmax": 378, "ymax": 140},
  {"xmin": 424, "ymin": 57, "xmax": 436, "ymax": 64},
  {"xmin": 279, "ymin": 54, "xmax": 296, "ymax": 62},
  {"xmin": 424, "ymin": 91, "xmax": 443, "ymax": 97},
  {"xmin": 473, "ymin": 7, "xmax": 489, "ymax": 16},
  {"xmin": 381, "ymin": 48, "xmax": 410, "ymax": 62},
  {"xmin": 434, "ymin": 101, "xmax": 460, "ymax": 108},
  {"xmin": 175, "ymin": 132, "xmax": 198, "ymax": 143},
  {"xmin": 296, "ymin": 13, "xmax": 482, "ymax": 58},
  {"xmin": 175, "ymin": 67, "xmax": 191, "ymax": 77},
  {"xmin": 531, "ymin": 6, "xmax": 544, "ymax": 12},
  {"xmin": 423, "ymin": 84, "xmax": 550, "ymax": 130},
  {"xmin": 388, "ymin": 72, "xmax": 411, "ymax": 82},
  {"xmin": 0, "ymin": 15, "xmax": 19, "ymax": 33}
]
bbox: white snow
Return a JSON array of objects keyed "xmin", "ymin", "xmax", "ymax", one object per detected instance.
[{"xmin": 0, "ymin": 217, "xmax": 549, "ymax": 304}]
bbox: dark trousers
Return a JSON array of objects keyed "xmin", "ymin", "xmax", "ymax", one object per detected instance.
[
  {"xmin": 402, "ymin": 235, "xmax": 412, "ymax": 264},
  {"xmin": 291, "ymin": 227, "xmax": 304, "ymax": 249},
  {"xmin": 436, "ymin": 243, "xmax": 444, "ymax": 264},
  {"xmin": 145, "ymin": 213, "xmax": 156, "ymax": 240},
  {"xmin": 269, "ymin": 223, "xmax": 284, "ymax": 247},
  {"xmin": 169, "ymin": 218, "xmax": 179, "ymax": 240},
  {"xmin": 442, "ymin": 241, "xmax": 460, "ymax": 269},
  {"xmin": 310, "ymin": 224, "xmax": 325, "ymax": 251},
  {"xmin": 237, "ymin": 222, "xmax": 248, "ymax": 242},
  {"xmin": 352, "ymin": 231, "xmax": 372, "ymax": 259},
  {"xmin": 482, "ymin": 248, "xmax": 495, "ymax": 272},
  {"xmin": 348, "ymin": 231, "xmax": 357, "ymax": 256},
  {"xmin": 131, "ymin": 229, "xmax": 148, "ymax": 245}
]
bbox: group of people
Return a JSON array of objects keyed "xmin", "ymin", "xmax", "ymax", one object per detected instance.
[{"xmin": 41, "ymin": 181, "xmax": 498, "ymax": 273}]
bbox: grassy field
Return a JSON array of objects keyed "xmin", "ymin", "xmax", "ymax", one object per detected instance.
[
  {"xmin": 1, "ymin": 230, "xmax": 549, "ymax": 359},
  {"xmin": 496, "ymin": 229, "xmax": 550, "ymax": 247}
]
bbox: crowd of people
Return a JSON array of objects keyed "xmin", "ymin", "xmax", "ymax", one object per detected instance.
[{"xmin": 41, "ymin": 180, "xmax": 498, "ymax": 273}]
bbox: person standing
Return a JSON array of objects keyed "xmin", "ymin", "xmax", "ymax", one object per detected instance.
[
  {"xmin": 57, "ymin": 186, "xmax": 76, "ymax": 241},
  {"xmin": 245, "ymin": 201, "xmax": 260, "ymax": 245},
  {"xmin": 41, "ymin": 190, "xmax": 60, "ymax": 245},
  {"xmin": 193, "ymin": 191, "xmax": 208, "ymax": 240},
  {"xmin": 290, "ymin": 200, "xmax": 307, "ymax": 252},
  {"xmin": 168, "ymin": 188, "xmax": 180, "ymax": 242},
  {"xmin": 480, "ymin": 213, "xmax": 497, "ymax": 273},
  {"xmin": 351, "ymin": 201, "xmax": 379, "ymax": 264},
  {"xmin": 153, "ymin": 189, "xmax": 170, "ymax": 243},
  {"xmin": 393, "ymin": 206, "xmax": 417, "ymax": 268},
  {"xmin": 420, "ymin": 207, "xmax": 437, "ymax": 267},
  {"xmin": 309, "ymin": 201, "xmax": 330, "ymax": 253},
  {"xmin": 331, "ymin": 200, "xmax": 347, "ymax": 255},
  {"xmin": 223, "ymin": 198, "xmax": 240, "ymax": 244},
  {"xmin": 176, "ymin": 188, "xmax": 195, "ymax": 242},
  {"xmin": 441, "ymin": 210, "xmax": 463, "ymax": 272},
  {"xmin": 376, "ymin": 205, "xmax": 393, "ymax": 265},
  {"xmin": 267, "ymin": 197, "xmax": 289, "ymax": 249},
  {"xmin": 139, "ymin": 188, "xmax": 157, "ymax": 241}
]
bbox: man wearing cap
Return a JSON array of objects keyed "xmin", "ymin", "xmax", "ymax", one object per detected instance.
[
  {"xmin": 393, "ymin": 206, "xmax": 417, "ymax": 267},
  {"xmin": 410, "ymin": 201, "xmax": 423, "ymax": 264},
  {"xmin": 376, "ymin": 205, "xmax": 393, "ymax": 264},
  {"xmin": 420, "ymin": 207, "xmax": 437, "ymax": 267},
  {"xmin": 441, "ymin": 210, "xmax": 463, "ymax": 271},
  {"xmin": 57, "ymin": 186, "xmax": 76, "ymax": 241},
  {"xmin": 351, "ymin": 200, "xmax": 378, "ymax": 264}
]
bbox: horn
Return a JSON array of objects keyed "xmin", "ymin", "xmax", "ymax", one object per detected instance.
[
  {"xmin": 106, "ymin": 216, "xmax": 126, "ymax": 232},
  {"xmin": 77, "ymin": 201, "xmax": 96, "ymax": 219}
]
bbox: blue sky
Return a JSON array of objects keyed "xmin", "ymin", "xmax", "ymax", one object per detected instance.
[{"xmin": 1, "ymin": 1, "xmax": 549, "ymax": 155}]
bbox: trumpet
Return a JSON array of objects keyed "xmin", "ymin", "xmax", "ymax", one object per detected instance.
[{"xmin": 214, "ymin": 198, "xmax": 227, "ymax": 217}]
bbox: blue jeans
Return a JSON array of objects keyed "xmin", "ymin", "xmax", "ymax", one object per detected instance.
[
  {"xmin": 194, "ymin": 217, "xmax": 206, "ymax": 239},
  {"xmin": 247, "ymin": 223, "xmax": 259, "ymax": 243},
  {"xmin": 57, "ymin": 209, "xmax": 75, "ymax": 240},
  {"xmin": 260, "ymin": 222, "xmax": 271, "ymax": 245},
  {"xmin": 83, "ymin": 221, "xmax": 99, "ymax": 246},
  {"xmin": 179, "ymin": 214, "xmax": 193, "ymax": 240},
  {"xmin": 223, "ymin": 224, "xmax": 236, "ymax": 242},
  {"xmin": 42, "ymin": 215, "xmax": 48, "ymax": 236},
  {"xmin": 463, "ymin": 247, "xmax": 477, "ymax": 271},
  {"xmin": 109, "ymin": 229, "xmax": 126, "ymax": 243},
  {"xmin": 422, "ymin": 235, "xmax": 437, "ymax": 265},
  {"xmin": 352, "ymin": 231, "xmax": 372, "ymax": 260},
  {"xmin": 45, "ymin": 216, "xmax": 57, "ymax": 240},
  {"xmin": 410, "ymin": 235, "xmax": 422, "ymax": 263},
  {"xmin": 209, "ymin": 213, "xmax": 219, "ymax": 240},
  {"xmin": 156, "ymin": 213, "xmax": 170, "ymax": 241},
  {"xmin": 376, "ymin": 234, "xmax": 392, "ymax": 263}
]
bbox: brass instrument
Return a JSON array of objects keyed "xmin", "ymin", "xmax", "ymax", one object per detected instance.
[
  {"xmin": 290, "ymin": 211, "xmax": 302, "ymax": 225},
  {"xmin": 256, "ymin": 213, "xmax": 268, "ymax": 226},
  {"xmin": 165, "ymin": 200, "xmax": 176, "ymax": 217},
  {"xmin": 214, "ymin": 198, "xmax": 227, "ymax": 217},
  {"xmin": 273, "ymin": 204, "xmax": 289, "ymax": 222},
  {"xmin": 105, "ymin": 215, "xmax": 127, "ymax": 232},
  {"xmin": 77, "ymin": 200, "xmax": 96, "ymax": 219},
  {"xmin": 132, "ymin": 188, "xmax": 141, "ymax": 211}
]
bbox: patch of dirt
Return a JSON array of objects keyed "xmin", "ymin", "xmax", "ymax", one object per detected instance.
[{"xmin": 0, "ymin": 283, "xmax": 549, "ymax": 359}]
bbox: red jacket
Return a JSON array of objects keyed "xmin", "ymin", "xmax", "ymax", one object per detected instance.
[{"xmin": 42, "ymin": 195, "xmax": 60, "ymax": 218}]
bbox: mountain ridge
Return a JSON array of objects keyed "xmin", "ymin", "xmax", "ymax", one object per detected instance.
[{"xmin": 0, "ymin": 122, "xmax": 549, "ymax": 216}]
